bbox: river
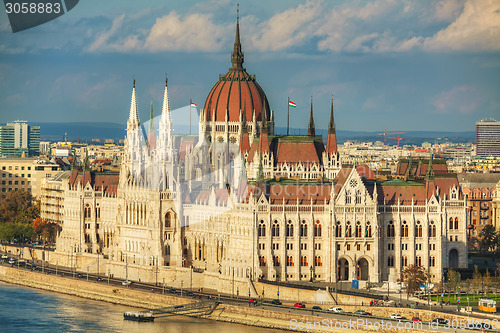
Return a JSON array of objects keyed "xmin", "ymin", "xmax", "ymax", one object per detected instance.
[{"xmin": 0, "ymin": 282, "xmax": 282, "ymax": 333}]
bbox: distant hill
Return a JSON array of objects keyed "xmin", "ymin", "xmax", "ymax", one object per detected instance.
[
  {"xmin": 35, "ymin": 122, "xmax": 475, "ymax": 145},
  {"xmin": 34, "ymin": 122, "xmax": 126, "ymax": 142}
]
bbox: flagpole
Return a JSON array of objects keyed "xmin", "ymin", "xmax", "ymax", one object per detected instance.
[
  {"xmin": 287, "ymin": 96, "xmax": 290, "ymax": 135},
  {"xmin": 189, "ymin": 99, "xmax": 192, "ymax": 135}
]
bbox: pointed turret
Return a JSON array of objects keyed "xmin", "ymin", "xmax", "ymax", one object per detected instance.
[
  {"xmin": 326, "ymin": 97, "xmax": 338, "ymax": 155},
  {"xmin": 231, "ymin": 4, "xmax": 244, "ymax": 70},
  {"xmin": 240, "ymin": 106, "xmax": 250, "ymax": 154},
  {"xmin": 127, "ymin": 79, "xmax": 140, "ymax": 130},
  {"xmin": 308, "ymin": 96, "xmax": 315, "ymax": 136},
  {"xmin": 258, "ymin": 102, "xmax": 270, "ymax": 154}
]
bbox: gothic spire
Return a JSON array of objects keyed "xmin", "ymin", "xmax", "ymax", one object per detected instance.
[
  {"xmin": 308, "ymin": 96, "xmax": 315, "ymax": 136},
  {"xmin": 161, "ymin": 76, "xmax": 170, "ymax": 115},
  {"xmin": 231, "ymin": 4, "xmax": 244, "ymax": 70},
  {"xmin": 127, "ymin": 79, "xmax": 140, "ymax": 129},
  {"xmin": 328, "ymin": 96, "xmax": 336, "ymax": 134}
]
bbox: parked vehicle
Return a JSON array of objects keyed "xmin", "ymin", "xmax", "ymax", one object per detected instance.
[
  {"xmin": 390, "ymin": 314, "xmax": 403, "ymax": 319},
  {"xmin": 312, "ymin": 306, "xmax": 322, "ymax": 310},
  {"xmin": 122, "ymin": 280, "xmax": 132, "ymax": 286},
  {"xmin": 249, "ymin": 299, "xmax": 258, "ymax": 304},
  {"xmin": 294, "ymin": 303, "xmax": 305, "ymax": 308},
  {"xmin": 270, "ymin": 299, "xmax": 282, "ymax": 305},
  {"xmin": 411, "ymin": 317, "xmax": 421, "ymax": 322}
]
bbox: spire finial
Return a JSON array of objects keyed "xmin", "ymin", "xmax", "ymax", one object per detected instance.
[
  {"xmin": 328, "ymin": 94, "xmax": 336, "ymax": 133},
  {"xmin": 165, "ymin": 73, "xmax": 168, "ymax": 86},
  {"xmin": 308, "ymin": 95, "xmax": 315, "ymax": 136},
  {"xmin": 231, "ymin": 4, "xmax": 244, "ymax": 70},
  {"xmin": 133, "ymin": 75, "xmax": 135, "ymax": 88}
]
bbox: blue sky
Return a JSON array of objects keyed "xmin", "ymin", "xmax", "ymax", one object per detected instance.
[{"xmin": 0, "ymin": 0, "xmax": 499, "ymax": 132}]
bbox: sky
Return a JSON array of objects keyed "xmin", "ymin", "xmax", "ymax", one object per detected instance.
[{"xmin": 0, "ymin": 0, "xmax": 499, "ymax": 133}]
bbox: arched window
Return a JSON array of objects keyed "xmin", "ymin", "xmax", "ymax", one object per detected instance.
[
  {"xmin": 387, "ymin": 221, "xmax": 395, "ymax": 237},
  {"xmin": 259, "ymin": 256, "xmax": 266, "ymax": 266},
  {"xmin": 388, "ymin": 256, "xmax": 394, "ymax": 267},
  {"xmin": 314, "ymin": 256, "xmax": 322, "ymax": 266},
  {"xmin": 449, "ymin": 217, "xmax": 454, "ymax": 230},
  {"xmin": 346, "ymin": 222, "xmax": 352, "ymax": 237},
  {"xmin": 415, "ymin": 221, "xmax": 422, "ymax": 237},
  {"xmin": 273, "ymin": 256, "xmax": 280, "ymax": 266},
  {"xmin": 286, "ymin": 256, "xmax": 294, "ymax": 267},
  {"xmin": 314, "ymin": 220, "xmax": 322, "ymax": 237},
  {"xmin": 429, "ymin": 256, "xmax": 435, "ymax": 267},
  {"xmin": 355, "ymin": 222, "xmax": 362, "ymax": 238},
  {"xmin": 336, "ymin": 222, "xmax": 342, "ymax": 238},
  {"xmin": 429, "ymin": 221, "xmax": 436, "ymax": 237},
  {"xmin": 301, "ymin": 256, "xmax": 308, "ymax": 266},
  {"xmin": 286, "ymin": 220, "xmax": 294, "ymax": 237},
  {"xmin": 454, "ymin": 217, "xmax": 459, "ymax": 230},
  {"xmin": 84, "ymin": 203, "xmax": 91, "ymax": 218},
  {"xmin": 258, "ymin": 220, "xmax": 266, "ymax": 237},
  {"xmin": 365, "ymin": 222, "xmax": 372, "ymax": 237},
  {"xmin": 165, "ymin": 244, "xmax": 170, "ymax": 255},
  {"xmin": 402, "ymin": 221, "xmax": 408, "ymax": 237},
  {"xmin": 355, "ymin": 190, "xmax": 362, "ymax": 204},
  {"xmin": 300, "ymin": 220, "xmax": 308, "ymax": 237},
  {"xmin": 165, "ymin": 212, "xmax": 172, "ymax": 228},
  {"xmin": 402, "ymin": 256, "xmax": 408, "ymax": 267},
  {"xmin": 272, "ymin": 220, "xmax": 280, "ymax": 237}
]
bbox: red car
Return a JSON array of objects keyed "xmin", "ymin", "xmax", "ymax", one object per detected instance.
[
  {"xmin": 249, "ymin": 299, "xmax": 258, "ymax": 304},
  {"xmin": 294, "ymin": 303, "xmax": 305, "ymax": 308},
  {"xmin": 411, "ymin": 317, "xmax": 422, "ymax": 322}
]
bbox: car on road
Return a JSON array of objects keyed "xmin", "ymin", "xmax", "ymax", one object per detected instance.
[
  {"xmin": 77, "ymin": 273, "xmax": 83, "ymax": 278},
  {"xmin": 122, "ymin": 280, "xmax": 132, "ymax": 286},
  {"xmin": 185, "ymin": 291, "xmax": 194, "ymax": 296},
  {"xmin": 328, "ymin": 307, "xmax": 344, "ymax": 313},
  {"xmin": 390, "ymin": 314, "xmax": 403, "ymax": 319},
  {"xmin": 312, "ymin": 306, "xmax": 322, "ymax": 310},
  {"xmin": 8, "ymin": 258, "xmax": 16, "ymax": 265},
  {"xmin": 249, "ymin": 299, "xmax": 258, "ymax": 305},
  {"xmin": 294, "ymin": 303, "xmax": 305, "ymax": 308},
  {"xmin": 270, "ymin": 299, "xmax": 282, "ymax": 305},
  {"xmin": 411, "ymin": 317, "xmax": 422, "ymax": 322},
  {"xmin": 432, "ymin": 318, "xmax": 447, "ymax": 325},
  {"xmin": 354, "ymin": 310, "xmax": 372, "ymax": 316},
  {"xmin": 96, "ymin": 277, "xmax": 103, "ymax": 282},
  {"xmin": 168, "ymin": 288, "xmax": 176, "ymax": 294}
]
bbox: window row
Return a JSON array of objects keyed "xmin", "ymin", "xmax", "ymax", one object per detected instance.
[
  {"xmin": 259, "ymin": 220, "xmax": 322, "ymax": 238},
  {"xmin": 259, "ymin": 256, "xmax": 323, "ymax": 267}
]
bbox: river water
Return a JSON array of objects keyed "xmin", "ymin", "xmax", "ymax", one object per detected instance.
[{"xmin": 0, "ymin": 282, "xmax": 281, "ymax": 333}]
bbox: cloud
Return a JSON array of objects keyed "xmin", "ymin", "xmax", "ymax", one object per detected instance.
[
  {"xmin": 431, "ymin": 85, "xmax": 477, "ymax": 114},
  {"xmin": 249, "ymin": 1, "xmax": 323, "ymax": 51},
  {"xmin": 144, "ymin": 11, "xmax": 228, "ymax": 52},
  {"xmin": 422, "ymin": 0, "xmax": 500, "ymax": 51},
  {"xmin": 433, "ymin": 0, "xmax": 465, "ymax": 21}
]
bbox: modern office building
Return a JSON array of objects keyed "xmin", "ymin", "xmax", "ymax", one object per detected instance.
[
  {"xmin": 0, "ymin": 120, "xmax": 40, "ymax": 157},
  {"xmin": 476, "ymin": 119, "xmax": 500, "ymax": 157}
]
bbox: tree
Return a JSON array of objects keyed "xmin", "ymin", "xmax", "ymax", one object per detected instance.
[
  {"xmin": 402, "ymin": 264, "xmax": 428, "ymax": 296},
  {"xmin": 478, "ymin": 225, "xmax": 498, "ymax": 253},
  {"xmin": 446, "ymin": 269, "xmax": 460, "ymax": 299},
  {"xmin": 32, "ymin": 217, "xmax": 59, "ymax": 244},
  {"xmin": 471, "ymin": 265, "xmax": 482, "ymax": 294},
  {"xmin": 0, "ymin": 189, "xmax": 39, "ymax": 242}
]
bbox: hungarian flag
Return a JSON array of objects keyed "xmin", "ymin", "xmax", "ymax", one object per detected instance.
[
  {"xmin": 345, "ymin": 228, "xmax": 349, "ymax": 237},
  {"xmin": 288, "ymin": 100, "xmax": 296, "ymax": 108},
  {"xmin": 190, "ymin": 102, "xmax": 197, "ymax": 107}
]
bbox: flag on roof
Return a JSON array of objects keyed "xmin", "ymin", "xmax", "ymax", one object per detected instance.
[
  {"xmin": 288, "ymin": 100, "xmax": 296, "ymax": 108},
  {"xmin": 190, "ymin": 102, "xmax": 197, "ymax": 107}
]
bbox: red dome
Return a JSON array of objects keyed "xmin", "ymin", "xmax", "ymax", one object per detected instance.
[
  {"xmin": 204, "ymin": 69, "xmax": 270, "ymax": 122},
  {"xmin": 204, "ymin": 16, "xmax": 270, "ymax": 123}
]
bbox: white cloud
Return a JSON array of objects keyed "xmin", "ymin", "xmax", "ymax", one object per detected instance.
[
  {"xmin": 87, "ymin": 14, "xmax": 126, "ymax": 52},
  {"xmin": 431, "ymin": 85, "xmax": 477, "ymax": 114},
  {"xmin": 144, "ymin": 11, "xmax": 228, "ymax": 52},
  {"xmin": 433, "ymin": 0, "xmax": 465, "ymax": 21},
  {"xmin": 423, "ymin": 0, "xmax": 500, "ymax": 51},
  {"xmin": 249, "ymin": 1, "xmax": 323, "ymax": 51}
]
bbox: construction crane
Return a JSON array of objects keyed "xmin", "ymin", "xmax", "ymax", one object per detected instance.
[
  {"xmin": 377, "ymin": 129, "xmax": 406, "ymax": 146},
  {"xmin": 387, "ymin": 135, "xmax": 404, "ymax": 147}
]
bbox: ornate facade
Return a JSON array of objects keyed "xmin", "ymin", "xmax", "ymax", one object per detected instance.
[{"xmin": 49, "ymin": 16, "xmax": 467, "ymax": 287}]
